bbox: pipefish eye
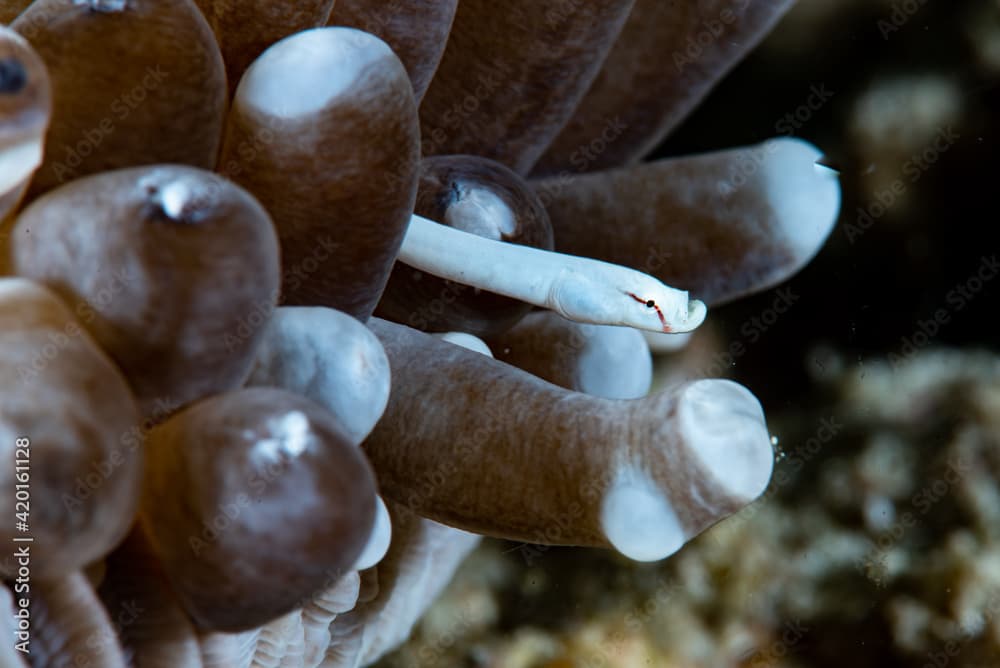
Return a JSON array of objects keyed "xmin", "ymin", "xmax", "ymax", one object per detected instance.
[{"xmin": 646, "ymin": 299, "xmax": 656, "ymax": 308}]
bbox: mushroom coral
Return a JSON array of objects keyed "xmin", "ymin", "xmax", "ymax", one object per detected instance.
[{"xmin": 0, "ymin": 1, "xmax": 840, "ymax": 666}]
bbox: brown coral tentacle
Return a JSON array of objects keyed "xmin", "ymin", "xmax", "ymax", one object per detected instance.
[
  {"xmin": 534, "ymin": 138, "xmax": 841, "ymax": 305},
  {"xmin": 326, "ymin": 502, "xmax": 480, "ymax": 667},
  {"xmin": 12, "ymin": 0, "xmax": 226, "ymax": 198},
  {"xmin": 219, "ymin": 27, "xmax": 419, "ymax": 320},
  {"xmin": 328, "ymin": 0, "xmax": 458, "ymax": 104},
  {"xmin": 0, "ymin": 278, "xmax": 141, "ymax": 578},
  {"xmin": 486, "ymin": 310, "xmax": 653, "ymax": 399},
  {"xmin": 364, "ymin": 319, "xmax": 773, "ymax": 562},
  {"xmin": 245, "ymin": 306, "xmax": 391, "ymax": 445},
  {"xmin": 191, "ymin": 0, "xmax": 336, "ymax": 98},
  {"xmin": 28, "ymin": 572, "xmax": 129, "ymax": 668},
  {"xmin": 199, "ymin": 630, "xmax": 259, "ymax": 668},
  {"xmin": 532, "ymin": 0, "xmax": 796, "ymax": 174},
  {"xmin": 139, "ymin": 388, "xmax": 377, "ymax": 632},
  {"xmin": 98, "ymin": 526, "xmax": 204, "ymax": 668},
  {"xmin": 420, "ymin": 0, "xmax": 636, "ymax": 174},
  {"xmin": 300, "ymin": 571, "xmax": 362, "ymax": 668},
  {"xmin": 10, "ymin": 165, "xmax": 281, "ymax": 419},
  {"xmin": 0, "ymin": 585, "xmax": 28, "ymax": 667}
]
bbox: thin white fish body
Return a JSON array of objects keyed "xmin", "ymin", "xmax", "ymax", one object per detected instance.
[{"xmin": 400, "ymin": 215, "xmax": 706, "ymax": 333}]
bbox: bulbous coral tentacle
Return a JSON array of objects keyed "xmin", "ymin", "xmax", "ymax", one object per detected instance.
[
  {"xmin": 326, "ymin": 502, "xmax": 481, "ymax": 667},
  {"xmin": 199, "ymin": 629, "xmax": 259, "ymax": 668},
  {"xmin": 11, "ymin": 0, "xmax": 226, "ymax": 199},
  {"xmin": 534, "ymin": 138, "xmax": 841, "ymax": 305},
  {"xmin": 139, "ymin": 388, "xmax": 377, "ymax": 632},
  {"xmin": 245, "ymin": 306, "xmax": 391, "ymax": 445},
  {"xmin": 0, "ymin": 1, "xmax": 31, "ymax": 25},
  {"xmin": 10, "ymin": 165, "xmax": 281, "ymax": 419},
  {"xmin": 364, "ymin": 318, "xmax": 773, "ymax": 562},
  {"xmin": 328, "ymin": 0, "xmax": 458, "ymax": 104},
  {"xmin": 532, "ymin": 0, "xmax": 796, "ymax": 175},
  {"xmin": 219, "ymin": 27, "xmax": 420, "ymax": 320},
  {"xmin": 420, "ymin": 0, "xmax": 637, "ymax": 174},
  {"xmin": 191, "ymin": 0, "xmax": 335, "ymax": 98},
  {"xmin": 485, "ymin": 310, "xmax": 654, "ymax": 399},
  {"xmin": 26, "ymin": 572, "xmax": 129, "ymax": 668},
  {"xmin": 300, "ymin": 571, "xmax": 362, "ymax": 667},
  {"xmin": 0, "ymin": 26, "xmax": 49, "ymax": 226},
  {"xmin": 0, "ymin": 278, "xmax": 141, "ymax": 579},
  {"xmin": 0, "ymin": 585, "xmax": 28, "ymax": 667},
  {"xmin": 98, "ymin": 526, "xmax": 205, "ymax": 668}
]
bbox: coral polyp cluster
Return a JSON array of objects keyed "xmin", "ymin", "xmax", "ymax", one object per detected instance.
[{"xmin": 0, "ymin": 1, "xmax": 839, "ymax": 665}]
